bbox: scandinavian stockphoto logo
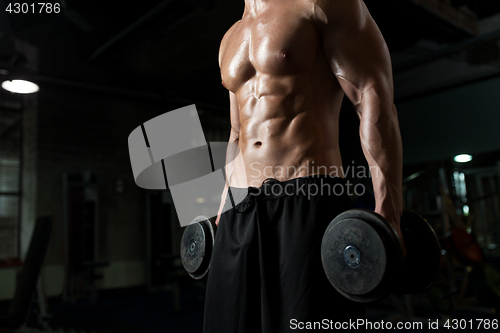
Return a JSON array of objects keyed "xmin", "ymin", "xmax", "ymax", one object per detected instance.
[{"xmin": 128, "ymin": 105, "xmax": 247, "ymax": 227}]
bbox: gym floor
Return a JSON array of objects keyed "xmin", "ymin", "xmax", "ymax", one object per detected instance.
[{"xmin": 1, "ymin": 287, "xmax": 497, "ymax": 333}]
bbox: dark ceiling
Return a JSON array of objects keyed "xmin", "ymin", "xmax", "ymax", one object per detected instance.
[{"xmin": 2, "ymin": 0, "xmax": 500, "ymax": 108}]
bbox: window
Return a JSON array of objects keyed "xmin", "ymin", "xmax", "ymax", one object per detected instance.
[{"xmin": 0, "ymin": 108, "xmax": 22, "ymax": 261}]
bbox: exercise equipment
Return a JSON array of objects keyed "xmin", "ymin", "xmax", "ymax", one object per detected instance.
[
  {"xmin": 180, "ymin": 216, "xmax": 215, "ymax": 279},
  {"xmin": 321, "ymin": 209, "xmax": 441, "ymax": 303},
  {"xmin": 446, "ymin": 227, "xmax": 483, "ymax": 265},
  {"xmin": 0, "ymin": 216, "xmax": 52, "ymax": 330},
  {"xmin": 181, "ymin": 208, "xmax": 442, "ymax": 305}
]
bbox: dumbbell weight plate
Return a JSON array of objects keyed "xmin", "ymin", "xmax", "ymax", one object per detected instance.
[
  {"xmin": 180, "ymin": 216, "xmax": 215, "ymax": 280},
  {"xmin": 321, "ymin": 209, "xmax": 404, "ymax": 303},
  {"xmin": 394, "ymin": 211, "xmax": 441, "ymax": 294},
  {"xmin": 321, "ymin": 218, "xmax": 387, "ymax": 302}
]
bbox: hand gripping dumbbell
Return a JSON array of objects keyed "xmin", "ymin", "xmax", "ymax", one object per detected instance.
[
  {"xmin": 321, "ymin": 209, "xmax": 441, "ymax": 303},
  {"xmin": 180, "ymin": 216, "xmax": 216, "ymax": 279}
]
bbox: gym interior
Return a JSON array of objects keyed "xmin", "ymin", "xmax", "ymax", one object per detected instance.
[{"xmin": 1, "ymin": 0, "xmax": 500, "ymax": 332}]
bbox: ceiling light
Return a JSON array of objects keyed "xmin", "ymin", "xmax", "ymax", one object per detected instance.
[
  {"xmin": 0, "ymin": 53, "xmax": 39, "ymax": 94},
  {"xmin": 454, "ymin": 154, "xmax": 472, "ymax": 163},
  {"xmin": 463, "ymin": 205, "xmax": 469, "ymax": 216},
  {"xmin": 2, "ymin": 79, "xmax": 39, "ymax": 94}
]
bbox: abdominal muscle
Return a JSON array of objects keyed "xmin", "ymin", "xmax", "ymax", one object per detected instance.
[{"xmin": 229, "ymin": 74, "xmax": 346, "ymax": 188}]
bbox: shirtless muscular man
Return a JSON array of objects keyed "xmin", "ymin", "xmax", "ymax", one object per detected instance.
[{"xmin": 204, "ymin": 0, "xmax": 404, "ymax": 331}]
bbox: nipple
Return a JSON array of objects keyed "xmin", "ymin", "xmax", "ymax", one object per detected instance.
[{"xmin": 279, "ymin": 49, "xmax": 292, "ymax": 62}]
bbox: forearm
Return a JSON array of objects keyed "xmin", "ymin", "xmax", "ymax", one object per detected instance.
[{"xmin": 358, "ymin": 94, "xmax": 403, "ymax": 225}]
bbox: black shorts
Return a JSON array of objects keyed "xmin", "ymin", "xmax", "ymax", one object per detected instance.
[{"xmin": 203, "ymin": 175, "xmax": 366, "ymax": 333}]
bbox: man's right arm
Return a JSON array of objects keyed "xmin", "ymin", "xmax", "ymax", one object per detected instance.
[
  {"xmin": 314, "ymin": 0, "xmax": 404, "ymax": 250},
  {"xmin": 215, "ymin": 91, "xmax": 240, "ymax": 225}
]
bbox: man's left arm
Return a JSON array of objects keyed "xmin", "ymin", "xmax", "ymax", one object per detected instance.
[{"xmin": 313, "ymin": 0, "xmax": 404, "ymax": 248}]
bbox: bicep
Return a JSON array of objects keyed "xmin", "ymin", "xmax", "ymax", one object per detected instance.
[{"xmin": 321, "ymin": 0, "xmax": 394, "ymax": 108}]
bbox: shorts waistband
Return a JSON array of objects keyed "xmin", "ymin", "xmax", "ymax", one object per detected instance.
[{"xmin": 229, "ymin": 175, "xmax": 347, "ymax": 201}]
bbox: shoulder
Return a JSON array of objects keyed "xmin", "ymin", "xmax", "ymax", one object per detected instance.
[
  {"xmin": 221, "ymin": 19, "xmax": 241, "ymax": 44},
  {"xmin": 308, "ymin": 0, "xmax": 366, "ymax": 27},
  {"xmin": 218, "ymin": 20, "xmax": 242, "ymax": 67}
]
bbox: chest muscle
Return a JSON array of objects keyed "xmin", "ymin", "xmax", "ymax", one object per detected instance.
[{"xmin": 221, "ymin": 10, "xmax": 318, "ymax": 92}]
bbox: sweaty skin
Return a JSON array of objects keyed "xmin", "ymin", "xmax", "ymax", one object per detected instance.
[{"xmin": 216, "ymin": 0, "xmax": 404, "ymax": 249}]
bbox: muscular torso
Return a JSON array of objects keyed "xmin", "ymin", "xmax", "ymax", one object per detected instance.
[{"xmin": 220, "ymin": 1, "xmax": 345, "ymax": 187}]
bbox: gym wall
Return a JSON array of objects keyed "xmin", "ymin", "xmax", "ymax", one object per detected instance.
[{"xmin": 398, "ymin": 75, "xmax": 500, "ymax": 165}]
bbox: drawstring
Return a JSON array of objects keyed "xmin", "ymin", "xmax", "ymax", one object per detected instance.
[
  {"xmin": 235, "ymin": 178, "xmax": 281, "ymax": 213},
  {"xmin": 262, "ymin": 178, "xmax": 280, "ymax": 185},
  {"xmin": 235, "ymin": 186, "xmax": 259, "ymax": 213}
]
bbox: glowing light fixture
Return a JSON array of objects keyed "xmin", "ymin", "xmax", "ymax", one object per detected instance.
[
  {"xmin": 454, "ymin": 154, "xmax": 472, "ymax": 163},
  {"xmin": 0, "ymin": 53, "xmax": 39, "ymax": 94},
  {"xmin": 2, "ymin": 79, "xmax": 39, "ymax": 94},
  {"xmin": 463, "ymin": 205, "xmax": 469, "ymax": 216}
]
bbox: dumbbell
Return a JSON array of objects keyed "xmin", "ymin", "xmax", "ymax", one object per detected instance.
[
  {"xmin": 321, "ymin": 209, "xmax": 441, "ymax": 303},
  {"xmin": 180, "ymin": 216, "xmax": 216, "ymax": 279}
]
